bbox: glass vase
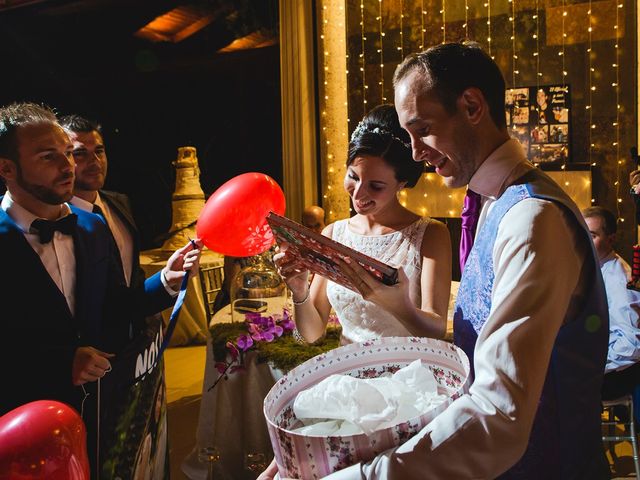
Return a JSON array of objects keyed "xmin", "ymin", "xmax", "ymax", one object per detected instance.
[{"xmin": 230, "ymin": 250, "xmax": 288, "ymax": 323}]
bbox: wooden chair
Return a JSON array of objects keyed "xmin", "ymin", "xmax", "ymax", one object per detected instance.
[{"xmin": 198, "ymin": 264, "xmax": 224, "ymax": 327}]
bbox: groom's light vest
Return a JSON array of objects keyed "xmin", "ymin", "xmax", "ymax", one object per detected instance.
[{"xmin": 453, "ymin": 169, "xmax": 609, "ymax": 479}]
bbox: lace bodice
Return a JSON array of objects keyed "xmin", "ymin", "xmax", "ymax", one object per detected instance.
[{"xmin": 326, "ymin": 217, "xmax": 430, "ymax": 343}]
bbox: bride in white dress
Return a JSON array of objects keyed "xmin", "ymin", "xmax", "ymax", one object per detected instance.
[{"xmin": 275, "ymin": 105, "xmax": 452, "ymax": 344}]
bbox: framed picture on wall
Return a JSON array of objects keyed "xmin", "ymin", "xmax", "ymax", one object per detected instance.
[{"xmin": 505, "ymin": 84, "xmax": 571, "ymax": 164}]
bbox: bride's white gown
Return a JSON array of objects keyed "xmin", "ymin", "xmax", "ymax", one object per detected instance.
[{"xmin": 326, "ymin": 217, "xmax": 430, "ymax": 343}]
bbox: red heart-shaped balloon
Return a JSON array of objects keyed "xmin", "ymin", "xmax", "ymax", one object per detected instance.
[
  {"xmin": 0, "ymin": 400, "xmax": 89, "ymax": 480},
  {"xmin": 197, "ymin": 172, "xmax": 286, "ymax": 256}
]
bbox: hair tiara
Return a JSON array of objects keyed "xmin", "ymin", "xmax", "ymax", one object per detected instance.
[{"xmin": 350, "ymin": 121, "xmax": 411, "ymax": 149}]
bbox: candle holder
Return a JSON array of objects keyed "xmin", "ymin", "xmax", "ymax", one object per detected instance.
[{"xmin": 197, "ymin": 445, "xmax": 220, "ymax": 480}]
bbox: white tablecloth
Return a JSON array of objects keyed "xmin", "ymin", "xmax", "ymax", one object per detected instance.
[{"xmin": 181, "ymin": 341, "xmax": 283, "ymax": 480}]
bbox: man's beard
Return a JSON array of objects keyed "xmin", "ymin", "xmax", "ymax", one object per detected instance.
[{"xmin": 16, "ymin": 164, "xmax": 73, "ymax": 205}]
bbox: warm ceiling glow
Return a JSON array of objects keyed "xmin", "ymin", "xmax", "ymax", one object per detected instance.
[
  {"xmin": 135, "ymin": 6, "xmax": 216, "ymax": 43},
  {"xmin": 217, "ymin": 31, "xmax": 277, "ymax": 53}
]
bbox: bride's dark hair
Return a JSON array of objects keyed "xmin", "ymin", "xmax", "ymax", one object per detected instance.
[{"xmin": 348, "ymin": 104, "xmax": 424, "ymax": 188}]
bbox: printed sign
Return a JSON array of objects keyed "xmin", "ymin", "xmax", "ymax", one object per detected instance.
[{"xmin": 99, "ymin": 315, "xmax": 169, "ymax": 479}]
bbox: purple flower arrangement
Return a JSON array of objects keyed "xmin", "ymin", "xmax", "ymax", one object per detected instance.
[{"xmin": 208, "ymin": 309, "xmax": 296, "ymax": 391}]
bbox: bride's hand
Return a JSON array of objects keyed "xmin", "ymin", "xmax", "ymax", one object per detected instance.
[
  {"xmin": 273, "ymin": 243, "xmax": 310, "ymax": 301},
  {"xmin": 337, "ymin": 258, "xmax": 412, "ymax": 314}
]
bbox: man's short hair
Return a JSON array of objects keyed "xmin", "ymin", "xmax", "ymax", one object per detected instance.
[
  {"xmin": 59, "ymin": 114, "xmax": 102, "ymax": 134},
  {"xmin": 582, "ymin": 206, "xmax": 617, "ymax": 235},
  {"xmin": 393, "ymin": 42, "xmax": 507, "ymax": 129},
  {"xmin": 0, "ymin": 102, "xmax": 58, "ymax": 162}
]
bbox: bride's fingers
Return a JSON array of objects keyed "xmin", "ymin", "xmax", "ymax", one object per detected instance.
[
  {"xmin": 277, "ymin": 262, "xmax": 307, "ymax": 278},
  {"xmin": 336, "ymin": 258, "xmax": 372, "ymax": 295}
]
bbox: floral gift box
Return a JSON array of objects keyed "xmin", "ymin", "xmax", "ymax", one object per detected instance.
[{"xmin": 263, "ymin": 336, "xmax": 470, "ymax": 479}]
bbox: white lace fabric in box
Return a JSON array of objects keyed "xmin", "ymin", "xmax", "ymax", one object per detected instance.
[{"xmin": 292, "ymin": 360, "xmax": 446, "ymax": 435}]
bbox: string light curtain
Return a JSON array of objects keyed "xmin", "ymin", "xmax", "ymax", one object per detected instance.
[
  {"xmin": 464, "ymin": 0, "xmax": 469, "ymax": 39},
  {"xmin": 587, "ymin": 0, "xmax": 594, "ymax": 171},
  {"xmin": 318, "ymin": 0, "xmax": 349, "ymax": 222},
  {"xmin": 510, "ymin": 0, "xmax": 517, "ymax": 88},
  {"xmin": 420, "ymin": 0, "xmax": 426, "ymax": 50},
  {"xmin": 399, "ymin": 0, "xmax": 405, "ymax": 58},
  {"xmin": 614, "ymin": 1, "xmax": 623, "ymax": 222},
  {"xmin": 486, "ymin": 0, "xmax": 492, "ymax": 59},
  {"xmin": 332, "ymin": 0, "xmax": 635, "ymax": 250},
  {"xmin": 378, "ymin": 0, "xmax": 385, "ymax": 103},
  {"xmin": 441, "ymin": 1, "xmax": 446, "ymax": 43},
  {"xmin": 360, "ymin": 0, "xmax": 368, "ymax": 113}
]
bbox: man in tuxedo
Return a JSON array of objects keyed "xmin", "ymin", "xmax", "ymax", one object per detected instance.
[
  {"xmin": 60, "ymin": 114, "xmax": 202, "ymax": 475},
  {"xmin": 0, "ymin": 103, "xmax": 199, "ymax": 473},
  {"xmin": 60, "ymin": 114, "xmax": 199, "ymax": 326}
]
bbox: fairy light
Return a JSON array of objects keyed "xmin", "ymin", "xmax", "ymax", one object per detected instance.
[
  {"xmin": 614, "ymin": 1, "xmax": 623, "ymax": 221},
  {"xmin": 561, "ymin": 0, "xmax": 568, "ymax": 173},
  {"xmin": 320, "ymin": 3, "xmax": 330, "ymax": 210},
  {"xmin": 561, "ymin": 0, "xmax": 567, "ymax": 83},
  {"xmin": 420, "ymin": 0, "xmax": 426, "ymax": 50},
  {"xmin": 533, "ymin": 0, "xmax": 541, "ymax": 85},
  {"xmin": 319, "ymin": 0, "xmax": 348, "ymax": 222},
  {"xmin": 485, "ymin": 0, "xmax": 493, "ymax": 59},
  {"xmin": 325, "ymin": 1, "xmax": 631, "ymax": 222},
  {"xmin": 441, "ymin": 1, "xmax": 446, "ymax": 43},
  {"xmin": 398, "ymin": 0, "xmax": 404, "ymax": 59},
  {"xmin": 377, "ymin": 0, "xmax": 385, "ymax": 103},
  {"xmin": 463, "ymin": 0, "xmax": 469, "ymax": 39},
  {"xmin": 360, "ymin": 0, "xmax": 367, "ymax": 112},
  {"xmin": 510, "ymin": 0, "xmax": 518, "ymax": 87},
  {"xmin": 587, "ymin": 0, "xmax": 594, "ymax": 166}
]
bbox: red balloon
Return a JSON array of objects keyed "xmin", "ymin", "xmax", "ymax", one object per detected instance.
[
  {"xmin": 0, "ymin": 400, "xmax": 89, "ymax": 480},
  {"xmin": 197, "ymin": 172, "xmax": 286, "ymax": 256}
]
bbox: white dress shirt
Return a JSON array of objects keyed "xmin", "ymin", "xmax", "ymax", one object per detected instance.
[
  {"xmin": 1, "ymin": 192, "xmax": 76, "ymax": 315},
  {"xmin": 71, "ymin": 194, "xmax": 134, "ymax": 286},
  {"xmin": 329, "ymin": 139, "xmax": 589, "ymax": 478},
  {"xmin": 600, "ymin": 251, "xmax": 640, "ymax": 373}
]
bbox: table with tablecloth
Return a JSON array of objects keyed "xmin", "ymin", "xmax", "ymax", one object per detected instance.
[{"xmin": 140, "ymin": 248, "xmax": 223, "ymax": 347}]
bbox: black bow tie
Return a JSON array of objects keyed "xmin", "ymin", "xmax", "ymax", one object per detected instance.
[{"xmin": 30, "ymin": 214, "xmax": 78, "ymax": 244}]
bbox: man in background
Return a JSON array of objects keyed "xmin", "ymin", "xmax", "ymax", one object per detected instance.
[
  {"xmin": 60, "ymin": 113, "xmax": 201, "ymax": 477},
  {"xmin": 60, "ymin": 114, "xmax": 198, "ymax": 302},
  {"xmin": 583, "ymin": 206, "xmax": 640, "ymax": 400},
  {"xmin": 301, "ymin": 205, "xmax": 325, "ymax": 234}
]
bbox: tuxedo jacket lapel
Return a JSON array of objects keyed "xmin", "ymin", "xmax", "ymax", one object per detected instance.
[
  {"xmin": 101, "ymin": 190, "xmax": 137, "ymax": 235},
  {"xmin": 100, "ymin": 189, "xmax": 140, "ymax": 270}
]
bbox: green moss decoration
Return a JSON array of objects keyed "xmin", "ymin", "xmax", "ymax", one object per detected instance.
[{"xmin": 210, "ymin": 323, "xmax": 341, "ymax": 373}]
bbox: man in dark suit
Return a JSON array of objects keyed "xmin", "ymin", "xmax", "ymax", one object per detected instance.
[
  {"xmin": 0, "ymin": 103, "xmax": 200, "ymax": 474},
  {"xmin": 61, "ymin": 114, "xmax": 202, "ymax": 477},
  {"xmin": 60, "ymin": 115, "xmax": 199, "ymax": 327}
]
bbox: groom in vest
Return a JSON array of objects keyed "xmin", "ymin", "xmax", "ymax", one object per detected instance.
[{"xmin": 323, "ymin": 42, "xmax": 609, "ymax": 479}]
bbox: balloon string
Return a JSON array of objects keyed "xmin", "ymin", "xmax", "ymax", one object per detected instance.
[
  {"xmin": 96, "ymin": 377, "xmax": 101, "ymax": 480},
  {"xmin": 80, "ymin": 384, "xmax": 89, "ymax": 419}
]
